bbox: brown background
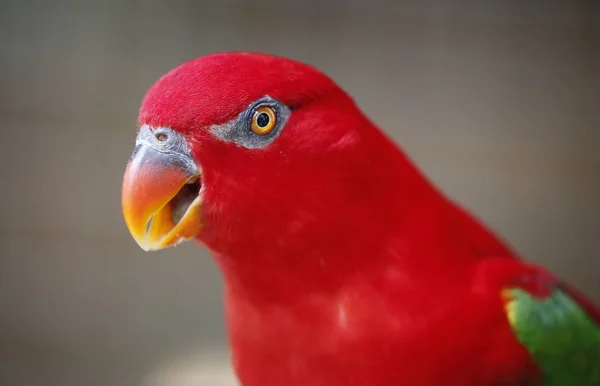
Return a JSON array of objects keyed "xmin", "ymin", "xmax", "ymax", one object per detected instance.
[{"xmin": 1, "ymin": 1, "xmax": 599, "ymax": 385}]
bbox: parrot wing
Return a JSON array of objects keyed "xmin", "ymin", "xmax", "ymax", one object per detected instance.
[{"xmin": 502, "ymin": 277, "xmax": 600, "ymax": 385}]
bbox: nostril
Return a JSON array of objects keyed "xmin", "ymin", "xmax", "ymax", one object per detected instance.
[{"xmin": 156, "ymin": 133, "xmax": 168, "ymax": 142}]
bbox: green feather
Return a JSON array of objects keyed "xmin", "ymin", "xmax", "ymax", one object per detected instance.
[{"xmin": 504, "ymin": 287, "xmax": 600, "ymax": 386}]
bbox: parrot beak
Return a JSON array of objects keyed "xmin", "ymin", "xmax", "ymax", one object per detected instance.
[{"xmin": 122, "ymin": 125, "xmax": 203, "ymax": 251}]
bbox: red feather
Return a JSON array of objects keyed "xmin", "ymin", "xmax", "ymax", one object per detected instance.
[{"xmin": 138, "ymin": 52, "xmax": 595, "ymax": 386}]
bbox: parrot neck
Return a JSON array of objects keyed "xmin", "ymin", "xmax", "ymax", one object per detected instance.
[{"xmin": 211, "ymin": 127, "xmax": 512, "ymax": 304}]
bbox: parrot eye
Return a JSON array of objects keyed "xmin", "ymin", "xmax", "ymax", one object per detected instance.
[
  {"xmin": 209, "ymin": 95, "xmax": 291, "ymax": 149},
  {"xmin": 251, "ymin": 106, "xmax": 277, "ymax": 135}
]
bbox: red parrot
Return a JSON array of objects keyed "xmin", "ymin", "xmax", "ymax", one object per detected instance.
[{"xmin": 121, "ymin": 52, "xmax": 600, "ymax": 386}]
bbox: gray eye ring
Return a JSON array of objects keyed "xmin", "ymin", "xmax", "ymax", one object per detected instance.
[{"xmin": 210, "ymin": 95, "xmax": 291, "ymax": 149}]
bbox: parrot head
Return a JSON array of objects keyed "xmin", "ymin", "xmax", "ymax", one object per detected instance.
[{"xmin": 122, "ymin": 52, "xmax": 427, "ymax": 284}]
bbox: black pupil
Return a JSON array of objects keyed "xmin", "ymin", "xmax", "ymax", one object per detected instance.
[{"xmin": 256, "ymin": 112, "xmax": 270, "ymax": 128}]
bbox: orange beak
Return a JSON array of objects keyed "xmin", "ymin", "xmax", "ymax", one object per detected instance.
[{"xmin": 122, "ymin": 126, "xmax": 203, "ymax": 251}]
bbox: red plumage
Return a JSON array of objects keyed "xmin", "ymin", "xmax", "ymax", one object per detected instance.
[{"xmin": 137, "ymin": 52, "xmax": 596, "ymax": 385}]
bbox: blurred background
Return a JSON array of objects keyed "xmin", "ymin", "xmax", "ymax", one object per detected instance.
[{"xmin": 1, "ymin": 0, "xmax": 599, "ymax": 385}]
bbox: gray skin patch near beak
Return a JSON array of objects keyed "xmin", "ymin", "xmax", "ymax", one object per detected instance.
[{"xmin": 134, "ymin": 125, "xmax": 199, "ymax": 175}]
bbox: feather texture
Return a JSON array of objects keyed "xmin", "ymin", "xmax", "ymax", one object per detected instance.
[
  {"xmin": 134, "ymin": 52, "xmax": 600, "ymax": 386},
  {"xmin": 504, "ymin": 283, "xmax": 600, "ymax": 385}
]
